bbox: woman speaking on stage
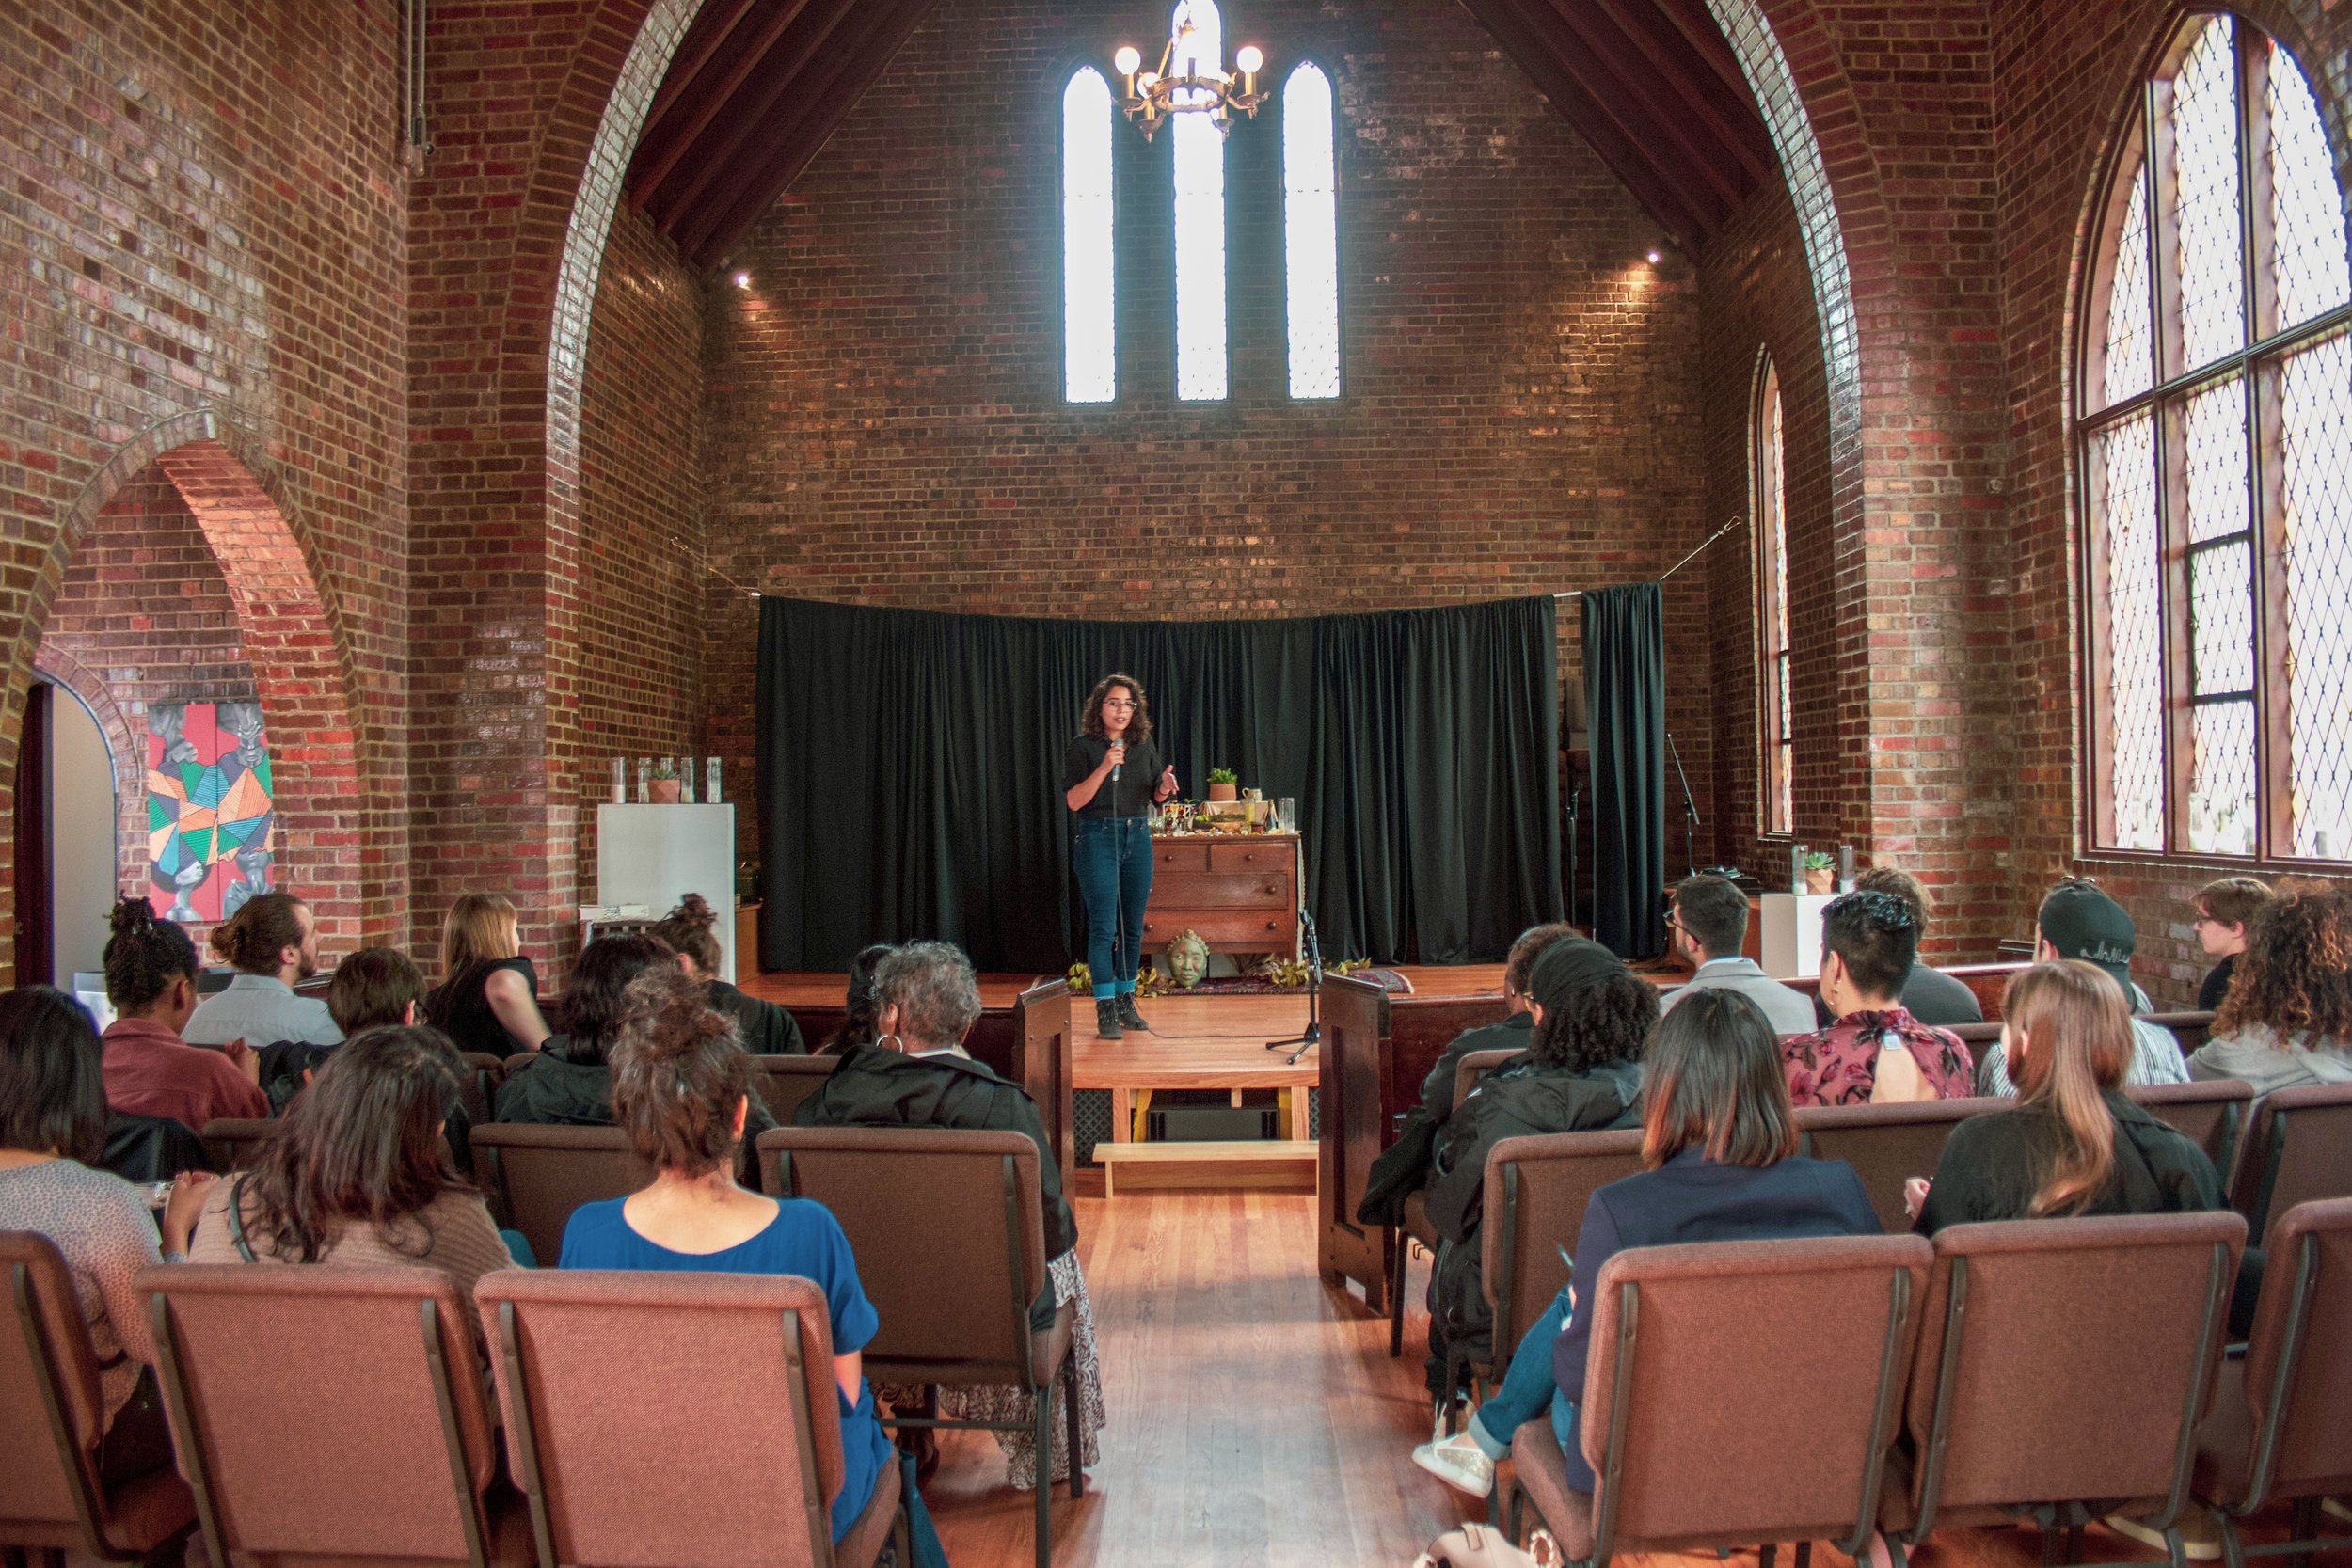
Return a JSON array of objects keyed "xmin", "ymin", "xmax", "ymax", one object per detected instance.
[{"xmin": 1065, "ymin": 674, "xmax": 1179, "ymax": 1039}]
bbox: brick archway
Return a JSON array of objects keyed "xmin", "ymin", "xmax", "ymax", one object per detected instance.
[{"xmin": 5, "ymin": 412, "xmax": 369, "ymax": 972}]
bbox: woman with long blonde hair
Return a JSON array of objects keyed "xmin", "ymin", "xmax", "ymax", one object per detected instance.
[
  {"xmin": 1910, "ymin": 961, "xmax": 2220, "ymax": 1227},
  {"xmin": 421, "ymin": 892, "xmax": 551, "ymax": 1055}
]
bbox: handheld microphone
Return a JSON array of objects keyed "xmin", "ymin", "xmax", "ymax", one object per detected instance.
[{"xmin": 1111, "ymin": 736, "xmax": 1122, "ymax": 784}]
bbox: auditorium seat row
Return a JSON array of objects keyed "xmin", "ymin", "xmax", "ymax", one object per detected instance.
[
  {"xmin": 1505, "ymin": 1198, "xmax": 2352, "ymax": 1568},
  {"xmin": 1, "ymin": 1129, "xmax": 1077, "ymax": 1568}
]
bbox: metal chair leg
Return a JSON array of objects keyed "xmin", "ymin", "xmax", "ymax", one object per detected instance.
[
  {"xmin": 1390, "ymin": 1229, "xmax": 1409, "ymax": 1356},
  {"xmin": 1796, "ymin": 1542, "xmax": 1813, "ymax": 1568},
  {"xmin": 1033, "ymin": 1387, "xmax": 1053, "ymax": 1568},
  {"xmin": 1063, "ymin": 1354, "xmax": 1085, "ymax": 1500},
  {"xmin": 1761, "ymin": 1543, "xmax": 1778, "ymax": 1568}
]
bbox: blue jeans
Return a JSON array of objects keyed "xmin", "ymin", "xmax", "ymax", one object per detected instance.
[
  {"xmin": 1467, "ymin": 1284, "xmax": 1589, "ymax": 1492},
  {"xmin": 1073, "ymin": 816, "xmax": 1152, "ymax": 997}
]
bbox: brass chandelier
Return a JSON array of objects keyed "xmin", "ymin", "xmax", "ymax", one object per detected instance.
[{"xmin": 1112, "ymin": 4, "xmax": 1266, "ymax": 138}]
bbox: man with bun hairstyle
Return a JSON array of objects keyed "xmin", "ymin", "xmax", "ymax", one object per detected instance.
[
  {"xmin": 649, "ymin": 893, "xmax": 804, "ymax": 1054},
  {"xmin": 98, "ymin": 898, "xmax": 270, "ymax": 1131},
  {"xmin": 182, "ymin": 890, "xmax": 341, "ymax": 1048}
]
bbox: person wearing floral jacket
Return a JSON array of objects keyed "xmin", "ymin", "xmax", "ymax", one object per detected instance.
[{"xmin": 1784, "ymin": 891, "xmax": 1974, "ymax": 1105}]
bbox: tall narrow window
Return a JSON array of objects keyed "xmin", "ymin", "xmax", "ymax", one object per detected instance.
[
  {"xmin": 1756, "ymin": 358, "xmax": 1791, "ymax": 835},
  {"xmin": 2080, "ymin": 12, "xmax": 2352, "ymax": 863},
  {"xmin": 1170, "ymin": 0, "xmax": 1227, "ymax": 401},
  {"xmin": 1061, "ymin": 67, "xmax": 1116, "ymax": 404},
  {"xmin": 1282, "ymin": 61, "xmax": 1339, "ymax": 400}
]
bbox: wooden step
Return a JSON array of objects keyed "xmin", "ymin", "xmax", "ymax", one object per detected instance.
[{"xmin": 1096, "ymin": 1139, "xmax": 1317, "ymax": 1197}]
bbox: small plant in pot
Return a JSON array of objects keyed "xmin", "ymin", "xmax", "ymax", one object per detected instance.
[
  {"xmin": 650, "ymin": 761, "xmax": 681, "ymax": 804},
  {"xmin": 1804, "ymin": 849, "xmax": 1836, "ymax": 895},
  {"xmin": 1205, "ymin": 767, "xmax": 1239, "ymax": 802}
]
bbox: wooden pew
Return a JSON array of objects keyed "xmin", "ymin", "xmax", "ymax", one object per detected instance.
[
  {"xmin": 1319, "ymin": 975, "xmax": 1510, "ymax": 1311},
  {"xmin": 963, "ymin": 979, "xmax": 1076, "ymax": 1191},
  {"xmin": 1770, "ymin": 959, "xmax": 2031, "ymax": 1022}
]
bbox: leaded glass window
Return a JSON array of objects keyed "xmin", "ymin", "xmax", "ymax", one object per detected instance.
[
  {"xmin": 1170, "ymin": 0, "xmax": 1227, "ymax": 402},
  {"xmin": 1756, "ymin": 357, "xmax": 1791, "ymax": 836},
  {"xmin": 2080, "ymin": 12, "xmax": 2352, "ymax": 863},
  {"xmin": 1062, "ymin": 67, "xmax": 1117, "ymax": 404},
  {"xmin": 1283, "ymin": 61, "xmax": 1340, "ymax": 400}
]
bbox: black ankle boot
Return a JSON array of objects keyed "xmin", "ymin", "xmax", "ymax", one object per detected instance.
[
  {"xmin": 1094, "ymin": 998, "xmax": 1123, "ymax": 1039},
  {"xmin": 1116, "ymin": 993, "xmax": 1146, "ymax": 1031}
]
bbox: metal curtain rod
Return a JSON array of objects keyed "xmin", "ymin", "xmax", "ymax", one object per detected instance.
[{"xmin": 1559, "ymin": 515, "xmax": 1744, "ymax": 598}]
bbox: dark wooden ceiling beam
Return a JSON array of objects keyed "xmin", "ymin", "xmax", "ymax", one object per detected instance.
[
  {"xmin": 631, "ymin": 0, "xmax": 818, "ymax": 209},
  {"xmin": 640, "ymin": 0, "xmax": 764, "ymax": 135},
  {"xmin": 1578, "ymin": 0, "xmax": 1772, "ymax": 180},
  {"xmin": 1536, "ymin": 0, "xmax": 1748, "ymax": 207},
  {"xmin": 1454, "ymin": 0, "xmax": 1713, "ymax": 249},
  {"xmin": 683, "ymin": 0, "xmax": 943, "ymax": 266},
  {"xmin": 643, "ymin": 0, "xmax": 862, "ymax": 229},
  {"xmin": 1647, "ymin": 0, "xmax": 1757, "ymax": 107}
]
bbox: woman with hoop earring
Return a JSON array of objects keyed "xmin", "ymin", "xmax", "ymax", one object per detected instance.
[{"xmin": 1064, "ymin": 673, "xmax": 1179, "ymax": 1039}]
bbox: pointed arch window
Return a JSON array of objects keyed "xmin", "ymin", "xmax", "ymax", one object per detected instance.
[
  {"xmin": 1755, "ymin": 357, "xmax": 1791, "ymax": 836},
  {"xmin": 2079, "ymin": 13, "xmax": 2352, "ymax": 863},
  {"xmin": 1283, "ymin": 60, "xmax": 1340, "ymax": 400},
  {"xmin": 1169, "ymin": 0, "xmax": 1227, "ymax": 401},
  {"xmin": 1061, "ymin": 66, "xmax": 1117, "ymax": 404}
]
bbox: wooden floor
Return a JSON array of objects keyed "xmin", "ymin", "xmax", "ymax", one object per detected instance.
[
  {"xmin": 925, "ymin": 1189, "xmax": 2346, "ymax": 1568},
  {"xmin": 739, "ymin": 962, "xmax": 1521, "ymax": 1011}
]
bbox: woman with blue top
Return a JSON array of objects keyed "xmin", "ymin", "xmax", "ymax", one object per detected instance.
[
  {"xmin": 1063, "ymin": 673, "xmax": 1179, "ymax": 1040},
  {"xmin": 1411, "ymin": 988, "xmax": 1881, "ymax": 1500},
  {"xmin": 558, "ymin": 962, "xmax": 905, "ymax": 1550}
]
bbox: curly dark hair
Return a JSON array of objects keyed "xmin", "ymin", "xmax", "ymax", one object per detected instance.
[
  {"xmin": 557, "ymin": 932, "xmax": 676, "ymax": 1065},
  {"xmin": 1079, "ymin": 673, "xmax": 1153, "ymax": 743},
  {"xmin": 234, "ymin": 1025, "xmax": 471, "ymax": 1264},
  {"xmin": 1530, "ymin": 970, "xmax": 1660, "ymax": 1073},
  {"xmin": 2211, "ymin": 888, "xmax": 2352, "ymax": 1044},
  {"xmin": 611, "ymin": 963, "xmax": 751, "ymax": 1178},
  {"xmin": 648, "ymin": 893, "xmax": 723, "ymax": 976},
  {"xmin": 103, "ymin": 897, "xmax": 199, "ymax": 1012}
]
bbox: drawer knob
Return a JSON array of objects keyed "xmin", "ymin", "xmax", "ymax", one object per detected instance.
[{"xmin": 1266, "ymin": 921, "xmax": 1277, "ymax": 930}]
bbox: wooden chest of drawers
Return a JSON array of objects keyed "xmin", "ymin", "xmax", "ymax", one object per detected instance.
[{"xmin": 1142, "ymin": 833, "xmax": 1301, "ymax": 956}]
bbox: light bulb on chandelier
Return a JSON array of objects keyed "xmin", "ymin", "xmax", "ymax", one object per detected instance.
[{"xmin": 1112, "ymin": 12, "xmax": 1269, "ymax": 138}]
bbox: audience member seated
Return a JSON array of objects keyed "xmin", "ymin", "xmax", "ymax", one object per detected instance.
[
  {"xmin": 820, "ymin": 943, "xmax": 894, "ymax": 1054},
  {"xmin": 1977, "ymin": 879, "xmax": 2188, "ymax": 1094},
  {"xmin": 1422, "ymin": 939, "xmax": 1652, "ymax": 1402},
  {"xmin": 1357, "ymin": 923, "xmax": 1576, "ymax": 1229},
  {"xmin": 250, "ymin": 945, "xmax": 432, "ymax": 1115},
  {"xmin": 1410, "ymin": 988, "xmax": 1878, "ymax": 1500},
  {"xmin": 1851, "ymin": 866, "xmax": 1982, "ymax": 1026},
  {"xmin": 422, "ymin": 892, "xmax": 551, "ymax": 1055},
  {"xmin": 651, "ymin": 892, "xmax": 804, "ymax": 1054},
  {"xmin": 559, "ymin": 963, "xmax": 904, "ymax": 1549},
  {"xmin": 182, "ymin": 890, "xmax": 342, "ymax": 1048},
  {"xmin": 0, "ymin": 986, "xmax": 214, "ymax": 1486},
  {"xmin": 2192, "ymin": 876, "xmax": 2271, "ymax": 1013},
  {"xmin": 188, "ymin": 1024, "xmax": 516, "ymax": 1303},
  {"xmin": 2187, "ymin": 887, "xmax": 2352, "ymax": 1096},
  {"xmin": 497, "ymin": 932, "xmax": 778, "ymax": 1147},
  {"xmin": 98, "ymin": 897, "xmax": 269, "ymax": 1131},
  {"xmin": 1661, "ymin": 874, "xmax": 1814, "ymax": 1033},
  {"xmin": 1784, "ymin": 891, "xmax": 1974, "ymax": 1106},
  {"xmin": 794, "ymin": 940, "xmax": 1104, "ymax": 1492}
]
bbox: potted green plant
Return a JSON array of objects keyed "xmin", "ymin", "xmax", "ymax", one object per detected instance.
[
  {"xmin": 1804, "ymin": 849, "xmax": 1836, "ymax": 895},
  {"xmin": 650, "ymin": 760, "xmax": 681, "ymax": 804},
  {"xmin": 1205, "ymin": 766, "xmax": 1239, "ymax": 802}
]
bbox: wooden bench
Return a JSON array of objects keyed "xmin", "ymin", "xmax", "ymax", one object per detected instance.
[{"xmin": 1097, "ymin": 1139, "xmax": 1316, "ymax": 1196}]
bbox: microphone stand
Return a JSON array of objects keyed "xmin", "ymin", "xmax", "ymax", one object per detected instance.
[
  {"xmin": 1267, "ymin": 911, "xmax": 1321, "ymax": 1061},
  {"xmin": 1665, "ymin": 731, "xmax": 1702, "ymax": 879}
]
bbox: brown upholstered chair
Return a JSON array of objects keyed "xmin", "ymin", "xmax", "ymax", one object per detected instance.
[
  {"xmin": 474, "ymin": 1268, "xmax": 904, "ymax": 1568},
  {"xmin": 754, "ymin": 1054, "xmax": 839, "ymax": 1127},
  {"xmin": 0, "ymin": 1233, "xmax": 195, "ymax": 1564},
  {"xmin": 2125, "ymin": 1078, "xmax": 2254, "ymax": 1195},
  {"xmin": 457, "ymin": 1053, "xmax": 506, "ymax": 1128},
  {"xmin": 2232, "ymin": 1083, "xmax": 2352, "ymax": 1243},
  {"xmin": 1448, "ymin": 1130, "xmax": 1648, "ymax": 1432},
  {"xmin": 135, "ymin": 1261, "xmax": 531, "ymax": 1568},
  {"xmin": 1508, "ymin": 1234, "xmax": 1932, "ymax": 1563},
  {"xmin": 1880, "ymin": 1211, "xmax": 2247, "ymax": 1567},
  {"xmin": 2192, "ymin": 1197, "xmax": 2352, "ymax": 1563},
  {"xmin": 1791, "ymin": 1098, "xmax": 2007, "ymax": 1234},
  {"xmin": 754, "ymin": 1125, "xmax": 1080, "ymax": 1568},
  {"xmin": 195, "ymin": 1117, "xmax": 278, "ymax": 1174},
  {"xmin": 2143, "ymin": 1010, "xmax": 2217, "ymax": 1055},
  {"xmin": 501, "ymin": 1052, "xmax": 536, "ymax": 1079},
  {"xmin": 468, "ymin": 1124, "xmax": 652, "ymax": 1267},
  {"xmin": 1386, "ymin": 1047, "xmax": 1524, "ymax": 1358}
]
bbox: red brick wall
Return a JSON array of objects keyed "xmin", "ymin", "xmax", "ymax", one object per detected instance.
[
  {"xmin": 0, "ymin": 0, "xmax": 411, "ymax": 983},
  {"xmin": 700, "ymin": 0, "xmax": 1722, "ymax": 875}
]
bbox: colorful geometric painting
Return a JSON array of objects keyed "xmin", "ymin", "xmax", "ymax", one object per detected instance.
[{"xmin": 147, "ymin": 701, "xmax": 274, "ymax": 924}]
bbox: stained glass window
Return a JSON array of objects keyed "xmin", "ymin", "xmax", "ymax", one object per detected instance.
[
  {"xmin": 1756, "ymin": 359, "xmax": 1791, "ymax": 836},
  {"xmin": 1170, "ymin": 1, "xmax": 1227, "ymax": 402},
  {"xmin": 1283, "ymin": 61, "xmax": 1339, "ymax": 400},
  {"xmin": 1062, "ymin": 68, "xmax": 1117, "ymax": 404},
  {"xmin": 2080, "ymin": 12, "xmax": 2352, "ymax": 864}
]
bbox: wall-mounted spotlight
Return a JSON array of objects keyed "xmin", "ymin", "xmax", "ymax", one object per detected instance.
[
  {"xmin": 733, "ymin": 272, "xmax": 751, "ymax": 289},
  {"xmin": 1645, "ymin": 249, "xmax": 1661, "ymax": 264}
]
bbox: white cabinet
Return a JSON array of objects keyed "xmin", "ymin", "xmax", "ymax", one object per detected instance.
[{"xmin": 596, "ymin": 804, "xmax": 738, "ymax": 982}]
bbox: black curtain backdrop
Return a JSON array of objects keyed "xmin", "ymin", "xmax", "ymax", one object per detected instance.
[
  {"xmin": 1581, "ymin": 584, "xmax": 1666, "ymax": 958},
  {"xmin": 755, "ymin": 595, "xmax": 1563, "ymax": 974}
]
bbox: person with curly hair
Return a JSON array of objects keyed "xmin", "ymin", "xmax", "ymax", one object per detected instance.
[
  {"xmin": 1063, "ymin": 673, "xmax": 1180, "ymax": 1039},
  {"xmin": 649, "ymin": 892, "xmax": 804, "ymax": 1054},
  {"xmin": 1419, "ymin": 938, "xmax": 1654, "ymax": 1401},
  {"xmin": 99, "ymin": 897, "xmax": 270, "ymax": 1132},
  {"xmin": 2187, "ymin": 888, "xmax": 2352, "ymax": 1096}
]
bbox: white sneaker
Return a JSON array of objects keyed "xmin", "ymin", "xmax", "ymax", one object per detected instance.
[
  {"xmin": 2104, "ymin": 1508, "xmax": 2222, "ymax": 1561},
  {"xmin": 1412, "ymin": 1426, "xmax": 1496, "ymax": 1498}
]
